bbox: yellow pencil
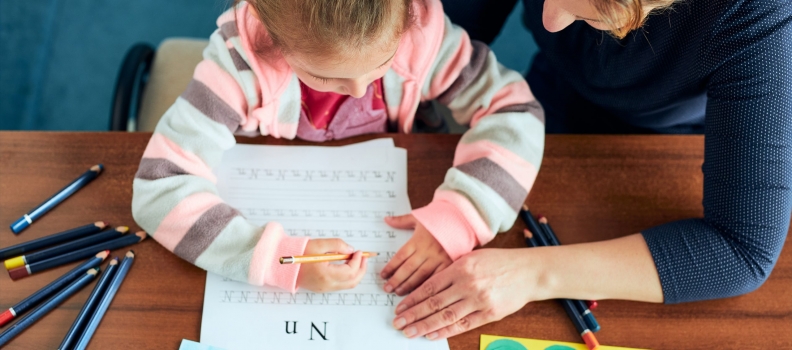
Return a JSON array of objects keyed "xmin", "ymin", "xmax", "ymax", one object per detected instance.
[{"xmin": 279, "ymin": 252, "xmax": 379, "ymax": 264}]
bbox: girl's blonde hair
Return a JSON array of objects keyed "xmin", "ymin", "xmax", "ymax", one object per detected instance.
[
  {"xmin": 595, "ymin": 0, "xmax": 677, "ymax": 39},
  {"xmin": 238, "ymin": 0, "xmax": 415, "ymax": 60}
]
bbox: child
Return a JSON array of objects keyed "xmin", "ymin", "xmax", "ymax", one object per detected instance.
[{"xmin": 132, "ymin": 0, "xmax": 544, "ymax": 294}]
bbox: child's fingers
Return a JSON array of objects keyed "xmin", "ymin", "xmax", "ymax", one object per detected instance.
[
  {"xmin": 324, "ymin": 251, "xmax": 362, "ymax": 281},
  {"xmin": 345, "ymin": 254, "xmax": 369, "ymax": 289},
  {"xmin": 384, "ymin": 254, "xmax": 425, "ymax": 294},
  {"xmin": 385, "ymin": 214, "xmax": 418, "ymax": 230},
  {"xmin": 393, "ymin": 260, "xmax": 438, "ymax": 296},
  {"xmin": 380, "ymin": 244, "xmax": 416, "ymax": 279}
]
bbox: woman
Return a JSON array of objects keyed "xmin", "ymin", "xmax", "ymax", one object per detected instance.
[{"xmin": 389, "ymin": 0, "xmax": 792, "ymax": 340}]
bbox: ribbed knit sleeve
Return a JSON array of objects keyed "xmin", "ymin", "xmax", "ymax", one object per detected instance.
[{"xmin": 131, "ymin": 9, "xmax": 308, "ymax": 292}]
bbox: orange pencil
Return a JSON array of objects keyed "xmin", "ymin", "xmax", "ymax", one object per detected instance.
[{"xmin": 279, "ymin": 252, "xmax": 379, "ymax": 264}]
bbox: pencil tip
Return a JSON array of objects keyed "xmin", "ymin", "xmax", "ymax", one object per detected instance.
[
  {"xmin": 135, "ymin": 231, "xmax": 147, "ymax": 240},
  {"xmin": 126, "ymin": 250, "xmax": 135, "ymax": 258},
  {"xmin": 523, "ymin": 229, "xmax": 533, "ymax": 239},
  {"xmin": 522, "ymin": 204, "xmax": 529, "ymax": 211},
  {"xmin": 538, "ymin": 216, "xmax": 548, "ymax": 224},
  {"xmin": 88, "ymin": 268, "xmax": 99, "ymax": 275},
  {"xmin": 96, "ymin": 221, "xmax": 108, "ymax": 228},
  {"xmin": 97, "ymin": 250, "xmax": 110, "ymax": 259},
  {"xmin": 91, "ymin": 164, "xmax": 104, "ymax": 172},
  {"xmin": 117, "ymin": 226, "xmax": 129, "ymax": 233},
  {"xmin": 109, "ymin": 258, "xmax": 119, "ymax": 265}
]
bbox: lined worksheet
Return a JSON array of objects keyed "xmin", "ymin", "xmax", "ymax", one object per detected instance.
[{"xmin": 201, "ymin": 140, "xmax": 448, "ymax": 350}]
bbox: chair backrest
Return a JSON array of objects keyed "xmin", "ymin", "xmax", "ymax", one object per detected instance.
[{"xmin": 137, "ymin": 38, "xmax": 209, "ymax": 132}]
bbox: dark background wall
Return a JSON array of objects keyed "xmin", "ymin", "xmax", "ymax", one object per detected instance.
[{"xmin": 0, "ymin": 0, "xmax": 536, "ymax": 131}]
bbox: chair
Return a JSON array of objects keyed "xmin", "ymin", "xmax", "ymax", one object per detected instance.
[{"xmin": 110, "ymin": 39, "xmax": 208, "ymax": 131}]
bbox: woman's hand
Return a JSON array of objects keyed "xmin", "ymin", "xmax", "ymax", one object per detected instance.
[
  {"xmin": 380, "ymin": 214, "xmax": 453, "ymax": 296},
  {"xmin": 391, "ymin": 248, "xmax": 538, "ymax": 340},
  {"xmin": 296, "ymin": 238, "xmax": 368, "ymax": 293}
]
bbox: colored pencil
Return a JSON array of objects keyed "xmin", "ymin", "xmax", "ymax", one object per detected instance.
[
  {"xmin": 4, "ymin": 227, "xmax": 127, "ymax": 270},
  {"xmin": 0, "ymin": 221, "xmax": 106, "ymax": 260},
  {"xmin": 73, "ymin": 251, "xmax": 135, "ymax": 350},
  {"xmin": 522, "ymin": 228, "xmax": 600, "ymax": 349},
  {"xmin": 538, "ymin": 216, "xmax": 601, "ymax": 332},
  {"xmin": 8, "ymin": 231, "xmax": 145, "ymax": 281},
  {"xmin": 0, "ymin": 251, "xmax": 108, "ymax": 327},
  {"xmin": 560, "ymin": 297, "xmax": 600, "ymax": 350},
  {"xmin": 279, "ymin": 251, "xmax": 379, "ymax": 264},
  {"xmin": 59, "ymin": 258, "xmax": 119, "ymax": 350},
  {"xmin": 520, "ymin": 205, "xmax": 550, "ymax": 246},
  {"xmin": 10, "ymin": 164, "xmax": 104, "ymax": 234},
  {"xmin": 0, "ymin": 269, "xmax": 98, "ymax": 347}
]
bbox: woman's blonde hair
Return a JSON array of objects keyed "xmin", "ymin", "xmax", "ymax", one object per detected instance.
[
  {"xmin": 594, "ymin": 0, "xmax": 676, "ymax": 38},
  {"xmin": 237, "ymin": 0, "xmax": 415, "ymax": 60}
]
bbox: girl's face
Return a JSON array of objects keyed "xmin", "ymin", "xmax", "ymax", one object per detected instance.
[{"xmin": 285, "ymin": 40, "xmax": 399, "ymax": 98}]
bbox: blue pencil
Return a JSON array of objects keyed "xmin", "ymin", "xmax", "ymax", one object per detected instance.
[
  {"xmin": 0, "ymin": 268, "xmax": 99, "ymax": 347},
  {"xmin": 74, "ymin": 251, "xmax": 135, "ymax": 350},
  {"xmin": 10, "ymin": 164, "xmax": 103, "ymax": 234},
  {"xmin": 537, "ymin": 215, "xmax": 601, "ymax": 333},
  {"xmin": 4, "ymin": 227, "xmax": 127, "ymax": 270},
  {"xmin": 8, "ymin": 231, "xmax": 145, "ymax": 280},
  {"xmin": 0, "ymin": 221, "xmax": 107, "ymax": 260},
  {"xmin": 59, "ymin": 258, "xmax": 119, "ymax": 350},
  {"xmin": 0, "ymin": 251, "xmax": 108, "ymax": 327}
]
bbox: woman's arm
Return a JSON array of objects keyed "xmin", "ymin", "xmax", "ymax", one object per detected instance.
[{"xmin": 391, "ymin": 234, "xmax": 662, "ymax": 340}]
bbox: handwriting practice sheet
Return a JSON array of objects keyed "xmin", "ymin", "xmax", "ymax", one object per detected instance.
[{"xmin": 201, "ymin": 140, "xmax": 449, "ymax": 350}]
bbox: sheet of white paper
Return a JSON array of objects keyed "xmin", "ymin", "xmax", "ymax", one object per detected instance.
[{"xmin": 201, "ymin": 141, "xmax": 448, "ymax": 350}]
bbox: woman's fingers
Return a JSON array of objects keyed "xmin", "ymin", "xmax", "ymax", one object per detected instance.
[
  {"xmin": 393, "ymin": 283, "xmax": 460, "ymax": 330},
  {"xmin": 425, "ymin": 310, "xmax": 489, "ymax": 340},
  {"xmin": 395, "ymin": 269, "xmax": 454, "ymax": 315},
  {"xmin": 399, "ymin": 298, "xmax": 480, "ymax": 339},
  {"xmin": 385, "ymin": 214, "xmax": 418, "ymax": 229}
]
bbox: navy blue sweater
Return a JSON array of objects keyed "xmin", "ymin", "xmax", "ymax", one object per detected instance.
[{"xmin": 523, "ymin": 0, "xmax": 792, "ymax": 303}]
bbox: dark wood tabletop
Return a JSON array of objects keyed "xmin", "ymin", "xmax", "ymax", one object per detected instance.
[{"xmin": 0, "ymin": 132, "xmax": 790, "ymax": 349}]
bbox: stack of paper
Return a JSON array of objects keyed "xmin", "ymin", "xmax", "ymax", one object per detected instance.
[{"xmin": 201, "ymin": 139, "xmax": 449, "ymax": 350}]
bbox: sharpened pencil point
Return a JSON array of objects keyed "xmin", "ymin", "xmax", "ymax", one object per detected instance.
[
  {"xmin": 109, "ymin": 257, "xmax": 119, "ymax": 265},
  {"xmin": 87, "ymin": 268, "xmax": 99, "ymax": 276},
  {"xmin": 125, "ymin": 250, "xmax": 135, "ymax": 258},
  {"xmin": 134, "ymin": 231, "xmax": 147, "ymax": 241},
  {"xmin": 90, "ymin": 164, "xmax": 103, "ymax": 173},
  {"xmin": 116, "ymin": 226, "xmax": 129, "ymax": 233},
  {"xmin": 523, "ymin": 229, "xmax": 533, "ymax": 239},
  {"xmin": 95, "ymin": 221, "xmax": 108, "ymax": 228},
  {"xmin": 97, "ymin": 250, "xmax": 110, "ymax": 259},
  {"xmin": 522, "ymin": 204, "xmax": 529, "ymax": 211},
  {"xmin": 539, "ymin": 216, "xmax": 548, "ymax": 224}
]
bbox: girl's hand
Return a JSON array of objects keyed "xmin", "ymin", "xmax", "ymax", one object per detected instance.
[
  {"xmin": 380, "ymin": 214, "xmax": 453, "ymax": 296},
  {"xmin": 296, "ymin": 238, "xmax": 368, "ymax": 293},
  {"xmin": 391, "ymin": 248, "xmax": 536, "ymax": 340}
]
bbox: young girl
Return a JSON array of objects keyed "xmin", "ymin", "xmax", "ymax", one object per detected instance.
[{"xmin": 132, "ymin": 0, "xmax": 544, "ymax": 294}]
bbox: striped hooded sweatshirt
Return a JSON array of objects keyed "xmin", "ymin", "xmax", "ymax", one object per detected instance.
[{"xmin": 132, "ymin": 0, "xmax": 545, "ymax": 292}]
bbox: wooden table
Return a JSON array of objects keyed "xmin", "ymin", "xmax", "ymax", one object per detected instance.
[{"xmin": 0, "ymin": 132, "xmax": 790, "ymax": 349}]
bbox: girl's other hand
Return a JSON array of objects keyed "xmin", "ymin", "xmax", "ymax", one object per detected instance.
[
  {"xmin": 296, "ymin": 238, "xmax": 368, "ymax": 293},
  {"xmin": 380, "ymin": 214, "xmax": 453, "ymax": 296}
]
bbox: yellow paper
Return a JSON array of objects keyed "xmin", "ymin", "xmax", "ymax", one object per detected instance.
[{"xmin": 480, "ymin": 334, "xmax": 647, "ymax": 350}]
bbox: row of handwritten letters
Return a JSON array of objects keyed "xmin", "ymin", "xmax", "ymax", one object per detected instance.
[{"xmin": 201, "ymin": 139, "xmax": 449, "ymax": 349}]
